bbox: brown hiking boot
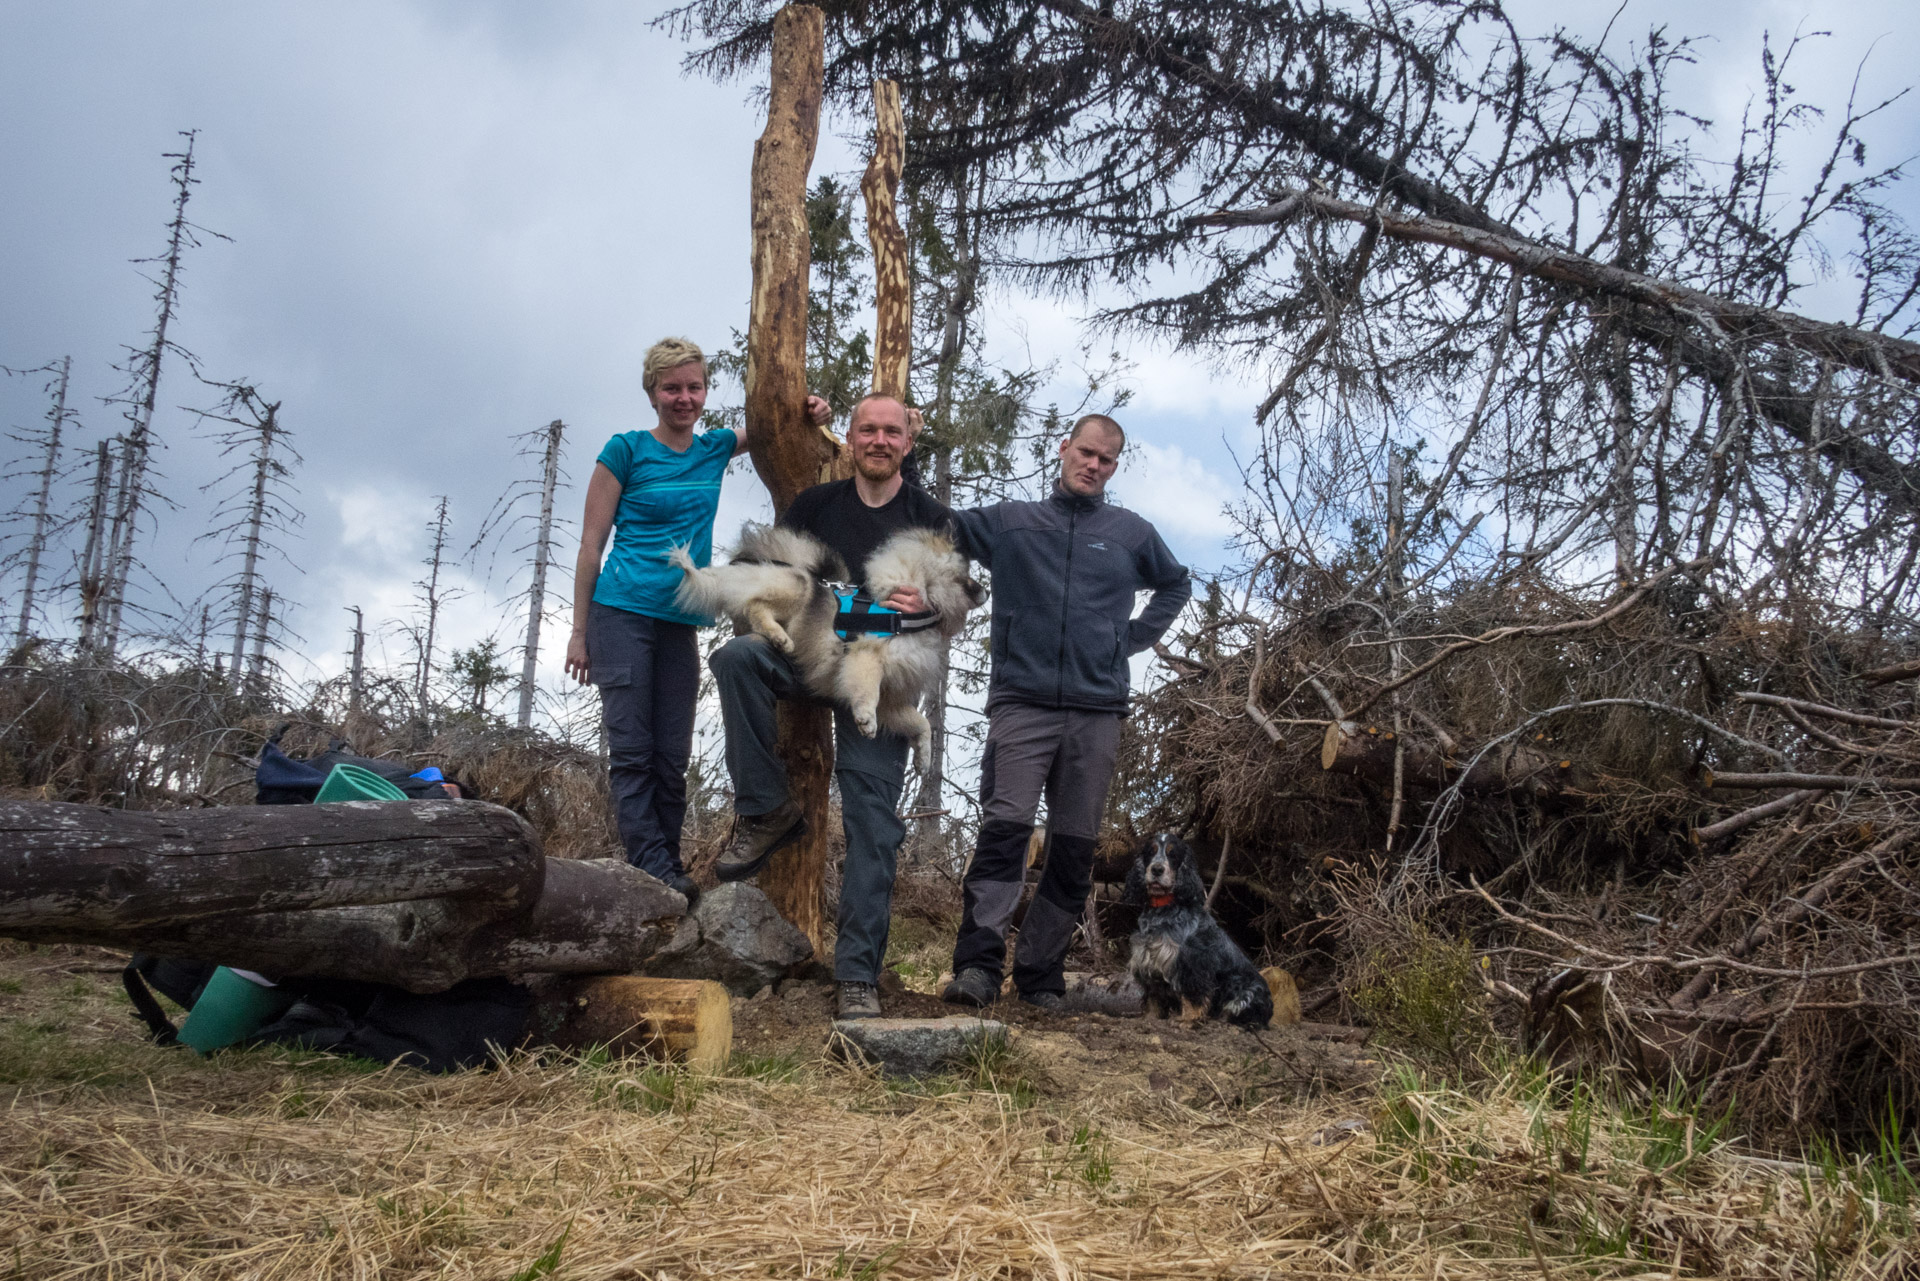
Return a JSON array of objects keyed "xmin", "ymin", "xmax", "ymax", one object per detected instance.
[
  {"xmin": 713, "ymin": 799, "xmax": 806, "ymax": 883},
  {"xmin": 836, "ymin": 981, "xmax": 882, "ymax": 1020}
]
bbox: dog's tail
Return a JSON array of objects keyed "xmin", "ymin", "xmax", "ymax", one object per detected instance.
[{"xmin": 666, "ymin": 544, "xmax": 697, "ymax": 576}]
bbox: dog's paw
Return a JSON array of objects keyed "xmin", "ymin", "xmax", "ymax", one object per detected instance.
[
  {"xmin": 764, "ymin": 625, "xmax": 795, "ymax": 653},
  {"xmin": 854, "ymin": 709, "xmax": 879, "ymax": 737}
]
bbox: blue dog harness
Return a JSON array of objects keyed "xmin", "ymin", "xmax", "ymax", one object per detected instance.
[{"xmin": 830, "ymin": 583, "xmax": 938, "ymax": 642}]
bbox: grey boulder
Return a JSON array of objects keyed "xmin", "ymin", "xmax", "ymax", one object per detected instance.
[
  {"xmin": 641, "ymin": 882, "xmax": 812, "ymax": 996},
  {"xmin": 829, "ymin": 1016, "xmax": 1009, "ymax": 1077}
]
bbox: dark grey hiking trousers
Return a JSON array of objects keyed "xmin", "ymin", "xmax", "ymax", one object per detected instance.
[
  {"xmin": 709, "ymin": 634, "xmax": 908, "ymax": 986},
  {"xmin": 950, "ymin": 703, "xmax": 1122, "ymax": 997}
]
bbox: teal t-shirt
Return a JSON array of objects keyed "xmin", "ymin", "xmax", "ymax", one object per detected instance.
[{"xmin": 592, "ymin": 427, "xmax": 737, "ymax": 625}]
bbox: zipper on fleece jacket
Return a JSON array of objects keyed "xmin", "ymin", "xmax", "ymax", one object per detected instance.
[{"xmin": 1054, "ymin": 502, "xmax": 1077, "ymax": 706}]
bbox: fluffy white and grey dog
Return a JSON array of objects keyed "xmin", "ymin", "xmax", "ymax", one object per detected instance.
[
  {"xmin": 1124, "ymin": 833, "xmax": 1274, "ymax": 1027},
  {"xmin": 671, "ymin": 523, "xmax": 983, "ymax": 763}
]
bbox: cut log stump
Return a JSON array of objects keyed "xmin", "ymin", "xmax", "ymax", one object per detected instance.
[{"xmin": 536, "ymin": 976, "xmax": 732, "ymax": 1070}]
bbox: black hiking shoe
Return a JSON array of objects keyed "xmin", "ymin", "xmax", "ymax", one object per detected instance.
[
  {"xmin": 1020, "ymin": 990, "xmax": 1065, "ymax": 1012},
  {"xmin": 941, "ymin": 968, "xmax": 999, "ymax": 1008},
  {"xmin": 836, "ymin": 981, "xmax": 882, "ymax": 1020},
  {"xmin": 667, "ymin": 874, "xmax": 701, "ymax": 910},
  {"xmin": 714, "ymin": 800, "xmax": 806, "ymax": 883}
]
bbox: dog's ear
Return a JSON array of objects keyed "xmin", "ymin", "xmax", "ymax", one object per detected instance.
[
  {"xmin": 1175, "ymin": 843, "xmax": 1209, "ymax": 906},
  {"xmin": 1121, "ymin": 845, "xmax": 1147, "ymax": 905}
]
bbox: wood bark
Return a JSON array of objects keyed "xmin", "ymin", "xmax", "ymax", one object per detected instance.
[
  {"xmin": 743, "ymin": 4, "xmax": 831, "ymax": 952},
  {"xmin": 7, "ymin": 843, "xmax": 682, "ymax": 995},
  {"xmin": 0, "ymin": 800, "xmax": 543, "ymax": 933},
  {"xmin": 1320, "ymin": 721, "xmax": 1576, "ymax": 797},
  {"xmin": 863, "ymin": 78, "xmax": 910, "ymax": 401},
  {"xmin": 535, "ymin": 975, "xmax": 732, "ymax": 1068}
]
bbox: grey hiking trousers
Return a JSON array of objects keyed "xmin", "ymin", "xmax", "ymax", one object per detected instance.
[
  {"xmin": 710, "ymin": 634, "xmax": 908, "ymax": 986},
  {"xmin": 950, "ymin": 702, "xmax": 1122, "ymax": 996}
]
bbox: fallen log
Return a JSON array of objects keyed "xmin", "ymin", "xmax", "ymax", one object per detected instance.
[
  {"xmin": 0, "ymin": 799, "xmax": 543, "ymax": 933},
  {"xmin": 1321, "ymin": 720, "xmax": 1576, "ymax": 797},
  {"xmin": 1862, "ymin": 657, "xmax": 1920, "ymax": 687},
  {"xmin": 10, "ymin": 856, "xmax": 684, "ymax": 994},
  {"xmin": 533, "ymin": 975, "xmax": 732, "ymax": 1069}
]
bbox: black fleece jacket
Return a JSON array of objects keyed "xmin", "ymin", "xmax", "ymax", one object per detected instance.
[{"xmin": 953, "ymin": 484, "xmax": 1191, "ymax": 714}]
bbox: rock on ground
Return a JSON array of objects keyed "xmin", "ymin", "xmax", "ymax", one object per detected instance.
[
  {"xmin": 642, "ymin": 882, "xmax": 811, "ymax": 997},
  {"xmin": 829, "ymin": 1016, "xmax": 1009, "ymax": 1077}
]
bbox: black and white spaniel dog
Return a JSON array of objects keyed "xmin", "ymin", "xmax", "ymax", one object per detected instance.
[{"xmin": 1123, "ymin": 833, "xmax": 1273, "ymax": 1028}]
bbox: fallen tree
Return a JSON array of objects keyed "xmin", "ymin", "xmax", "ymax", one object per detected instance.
[{"xmin": 0, "ymin": 800, "xmax": 685, "ymax": 993}]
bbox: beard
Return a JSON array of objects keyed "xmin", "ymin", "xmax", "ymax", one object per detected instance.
[{"xmin": 853, "ymin": 449, "xmax": 902, "ymax": 483}]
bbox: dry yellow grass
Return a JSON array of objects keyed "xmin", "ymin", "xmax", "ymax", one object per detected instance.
[{"xmin": 2, "ymin": 946, "xmax": 1914, "ymax": 1277}]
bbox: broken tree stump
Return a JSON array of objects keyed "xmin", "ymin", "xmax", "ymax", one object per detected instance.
[
  {"xmin": 0, "ymin": 799, "xmax": 543, "ymax": 932},
  {"xmin": 535, "ymin": 976, "xmax": 732, "ymax": 1069}
]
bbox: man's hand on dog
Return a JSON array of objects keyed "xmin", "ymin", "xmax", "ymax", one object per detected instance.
[{"xmin": 883, "ymin": 585, "xmax": 928, "ymax": 613}]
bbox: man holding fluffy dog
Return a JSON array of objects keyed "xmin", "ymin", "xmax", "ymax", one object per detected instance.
[
  {"xmin": 709, "ymin": 393, "xmax": 956, "ymax": 1021},
  {"xmin": 942, "ymin": 415, "xmax": 1192, "ymax": 1011}
]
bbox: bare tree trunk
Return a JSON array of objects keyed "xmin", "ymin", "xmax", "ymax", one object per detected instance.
[
  {"xmin": 102, "ymin": 132, "xmax": 202, "ymax": 660},
  {"xmin": 908, "ymin": 182, "xmax": 977, "ymax": 863},
  {"xmin": 518, "ymin": 419, "xmax": 565, "ymax": 730},
  {"xmin": 230, "ymin": 400, "xmax": 279, "ymax": 673},
  {"xmin": 417, "ymin": 496, "xmax": 452, "ymax": 714},
  {"xmin": 76, "ymin": 440, "xmax": 111, "ymax": 651},
  {"xmin": 347, "ymin": 605, "xmax": 366, "ymax": 717},
  {"xmin": 863, "ymin": 79, "xmax": 910, "ymax": 402},
  {"xmin": 743, "ymin": 4, "xmax": 831, "ymax": 950},
  {"xmin": 247, "ymin": 587, "xmax": 272, "ymax": 694},
  {"xmin": 1385, "ymin": 452, "xmax": 1407, "ymax": 855},
  {"xmin": 13, "ymin": 356, "xmax": 69, "ymax": 650}
]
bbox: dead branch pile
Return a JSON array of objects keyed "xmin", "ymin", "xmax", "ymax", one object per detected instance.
[
  {"xmin": 0, "ymin": 652, "xmax": 618, "ymax": 860},
  {"xmin": 1124, "ymin": 560, "xmax": 1920, "ymax": 1140}
]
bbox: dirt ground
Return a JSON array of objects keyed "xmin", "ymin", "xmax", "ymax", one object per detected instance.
[{"xmin": 732, "ymin": 977, "xmax": 1382, "ymax": 1111}]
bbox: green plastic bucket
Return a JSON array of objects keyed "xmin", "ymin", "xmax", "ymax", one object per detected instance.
[
  {"xmin": 314, "ymin": 762, "xmax": 409, "ymax": 804},
  {"xmin": 179, "ymin": 967, "xmax": 296, "ymax": 1055}
]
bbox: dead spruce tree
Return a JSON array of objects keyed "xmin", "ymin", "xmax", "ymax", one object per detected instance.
[
  {"xmin": 190, "ymin": 378, "xmax": 302, "ymax": 689},
  {"xmin": 93, "ymin": 131, "xmax": 225, "ymax": 660},
  {"xmin": 410, "ymin": 497, "xmax": 460, "ymax": 718},
  {"xmin": 2, "ymin": 357, "xmax": 74, "ymax": 651},
  {"xmin": 470, "ymin": 421, "xmax": 571, "ymax": 731}
]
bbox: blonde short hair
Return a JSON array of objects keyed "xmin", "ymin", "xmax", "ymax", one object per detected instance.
[{"xmin": 642, "ymin": 337, "xmax": 707, "ymax": 396}]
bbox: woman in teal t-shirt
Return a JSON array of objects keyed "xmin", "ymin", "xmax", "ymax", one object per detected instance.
[{"xmin": 564, "ymin": 336, "xmax": 825, "ymax": 904}]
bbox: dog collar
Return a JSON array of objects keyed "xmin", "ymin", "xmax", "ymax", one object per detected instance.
[{"xmin": 1147, "ymin": 893, "xmax": 1175, "ymax": 909}]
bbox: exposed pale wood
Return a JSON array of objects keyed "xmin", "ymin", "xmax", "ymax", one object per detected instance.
[
  {"xmin": 537, "ymin": 975, "xmax": 731, "ymax": 1068},
  {"xmin": 0, "ymin": 800, "xmax": 544, "ymax": 932},
  {"xmin": 743, "ymin": 4, "xmax": 832, "ymax": 953},
  {"xmin": 863, "ymin": 78, "xmax": 911, "ymax": 401},
  {"xmin": 743, "ymin": 3, "xmax": 830, "ymax": 515}
]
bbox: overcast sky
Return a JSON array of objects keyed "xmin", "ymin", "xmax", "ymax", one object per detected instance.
[{"xmin": 2, "ymin": 1, "xmax": 1914, "ymax": 731}]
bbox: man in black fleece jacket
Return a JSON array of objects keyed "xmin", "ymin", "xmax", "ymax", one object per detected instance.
[{"xmin": 943, "ymin": 414, "xmax": 1191, "ymax": 1009}]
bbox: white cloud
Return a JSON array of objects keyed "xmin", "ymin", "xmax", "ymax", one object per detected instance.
[{"xmin": 1110, "ymin": 440, "xmax": 1236, "ymax": 546}]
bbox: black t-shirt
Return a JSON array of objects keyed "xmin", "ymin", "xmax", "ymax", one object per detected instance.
[{"xmin": 780, "ymin": 478, "xmax": 957, "ymax": 583}]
